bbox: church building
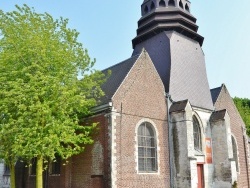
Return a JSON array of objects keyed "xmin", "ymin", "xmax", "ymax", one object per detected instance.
[{"xmin": 2, "ymin": 0, "xmax": 249, "ymax": 188}]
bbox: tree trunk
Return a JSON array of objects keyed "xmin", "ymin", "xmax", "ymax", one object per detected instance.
[
  {"xmin": 36, "ymin": 156, "xmax": 43, "ymax": 188},
  {"xmin": 10, "ymin": 163, "xmax": 16, "ymax": 188}
]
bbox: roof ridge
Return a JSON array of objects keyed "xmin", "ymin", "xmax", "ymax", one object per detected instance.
[
  {"xmin": 210, "ymin": 85, "xmax": 223, "ymax": 105},
  {"xmin": 99, "ymin": 53, "xmax": 141, "ymax": 105},
  {"xmin": 102, "ymin": 54, "xmax": 140, "ymax": 72},
  {"xmin": 210, "ymin": 86, "xmax": 222, "ymax": 91}
]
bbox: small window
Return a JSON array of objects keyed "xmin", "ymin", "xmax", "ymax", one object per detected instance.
[
  {"xmin": 193, "ymin": 116, "xmax": 202, "ymax": 151},
  {"xmin": 3, "ymin": 165, "xmax": 10, "ymax": 175},
  {"xmin": 168, "ymin": 0, "xmax": 175, "ymax": 7},
  {"xmin": 231, "ymin": 136, "xmax": 239, "ymax": 172},
  {"xmin": 50, "ymin": 155, "xmax": 61, "ymax": 175},
  {"xmin": 159, "ymin": 0, "xmax": 166, "ymax": 7},
  {"xmin": 144, "ymin": 5, "xmax": 149, "ymax": 14},
  {"xmin": 30, "ymin": 158, "xmax": 37, "ymax": 176},
  {"xmin": 179, "ymin": 0, "xmax": 184, "ymax": 9},
  {"xmin": 185, "ymin": 4, "xmax": 190, "ymax": 12},
  {"xmin": 150, "ymin": 2, "xmax": 155, "ymax": 10},
  {"xmin": 138, "ymin": 122, "xmax": 157, "ymax": 173}
]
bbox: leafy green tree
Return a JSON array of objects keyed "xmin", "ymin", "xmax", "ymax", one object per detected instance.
[
  {"xmin": 0, "ymin": 5, "xmax": 105, "ymax": 188},
  {"xmin": 233, "ymin": 97, "xmax": 250, "ymax": 136}
]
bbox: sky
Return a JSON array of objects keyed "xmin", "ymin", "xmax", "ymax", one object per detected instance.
[{"xmin": 1, "ymin": 1, "xmax": 250, "ymax": 99}]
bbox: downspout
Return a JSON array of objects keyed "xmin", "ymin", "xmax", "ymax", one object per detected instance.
[{"xmin": 166, "ymin": 93, "xmax": 174, "ymax": 188}]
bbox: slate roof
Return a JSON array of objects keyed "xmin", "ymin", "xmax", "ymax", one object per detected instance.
[
  {"xmin": 99, "ymin": 54, "xmax": 140, "ymax": 104},
  {"xmin": 169, "ymin": 99, "xmax": 188, "ymax": 113},
  {"xmin": 210, "ymin": 85, "xmax": 223, "ymax": 104},
  {"xmin": 210, "ymin": 109, "xmax": 227, "ymax": 122},
  {"xmin": 133, "ymin": 31, "xmax": 214, "ymax": 110},
  {"xmin": 168, "ymin": 32, "xmax": 214, "ymax": 110}
]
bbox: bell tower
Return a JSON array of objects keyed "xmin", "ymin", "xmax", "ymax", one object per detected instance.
[
  {"xmin": 133, "ymin": 0, "xmax": 203, "ymax": 48},
  {"xmin": 132, "ymin": 0, "xmax": 213, "ymax": 110}
]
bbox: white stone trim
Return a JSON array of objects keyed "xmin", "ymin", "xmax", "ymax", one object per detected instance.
[
  {"xmin": 134, "ymin": 118, "xmax": 160, "ymax": 175},
  {"xmin": 192, "ymin": 112, "xmax": 205, "ymax": 156},
  {"xmin": 110, "ymin": 107, "xmax": 118, "ymax": 188},
  {"xmin": 231, "ymin": 133, "xmax": 240, "ymax": 175},
  {"xmin": 192, "ymin": 111, "xmax": 205, "ymax": 134}
]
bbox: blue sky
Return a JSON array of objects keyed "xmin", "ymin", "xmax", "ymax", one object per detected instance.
[{"xmin": 2, "ymin": 1, "xmax": 250, "ymax": 98}]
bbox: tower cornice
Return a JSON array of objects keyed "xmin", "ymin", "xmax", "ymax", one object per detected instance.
[{"xmin": 133, "ymin": 0, "xmax": 204, "ymax": 48}]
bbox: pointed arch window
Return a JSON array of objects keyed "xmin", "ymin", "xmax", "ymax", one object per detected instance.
[
  {"xmin": 168, "ymin": 0, "xmax": 175, "ymax": 7},
  {"xmin": 179, "ymin": 0, "xmax": 184, "ymax": 9},
  {"xmin": 150, "ymin": 2, "xmax": 156, "ymax": 11},
  {"xmin": 193, "ymin": 116, "xmax": 202, "ymax": 151},
  {"xmin": 159, "ymin": 0, "xmax": 166, "ymax": 7},
  {"xmin": 144, "ymin": 5, "xmax": 149, "ymax": 14},
  {"xmin": 231, "ymin": 136, "xmax": 239, "ymax": 172},
  {"xmin": 138, "ymin": 122, "xmax": 158, "ymax": 173},
  {"xmin": 185, "ymin": 4, "xmax": 190, "ymax": 12},
  {"xmin": 3, "ymin": 164, "xmax": 10, "ymax": 175}
]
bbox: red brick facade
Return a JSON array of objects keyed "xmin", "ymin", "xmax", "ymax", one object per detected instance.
[
  {"xmin": 111, "ymin": 52, "xmax": 170, "ymax": 187},
  {"xmin": 15, "ymin": 51, "xmax": 171, "ymax": 188},
  {"xmin": 15, "ymin": 113, "xmax": 110, "ymax": 188},
  {"xmin": 14, "ymin": 52, "xmax": 250, "ymax": 188}
]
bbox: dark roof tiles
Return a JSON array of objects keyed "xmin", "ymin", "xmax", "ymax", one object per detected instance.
[
  {"xmin": 210, "ymin": 85, "xmax": 223, "ymax": 104},
  {"xmin": 169, "ymin": 99, "xmax": 189, "ymax": 113},
  {"xmin": 168, "ymin": 32, "xmax": 214, "ymax": 110},
  {"xmin": 210, "ymin": 109, "xmax": 227, "ymax": 122}
]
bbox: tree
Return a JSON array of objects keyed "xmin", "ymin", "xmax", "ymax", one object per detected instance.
[
  {"xmin": 233, "ymin": 97, "xmax": 250, "ymax": 136},
  {"xmin": 0, "ymin": 5, "xmax": 105, "ymax": 188}
]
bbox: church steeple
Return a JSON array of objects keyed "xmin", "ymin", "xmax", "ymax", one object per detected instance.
[
  {"xmin": 132, "ymin": 0, "xmax": 204, "ymax": 48},
  {"xmin": 132, "ymin": 0, "xmax": 213, "ymax": 110}
]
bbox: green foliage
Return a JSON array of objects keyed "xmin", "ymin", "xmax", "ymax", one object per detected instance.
[
  {"xmin": 233, "ymin": 97, "xmax": 250, "ymax": 136},
  {"xmin": 232, "ymin": 181, "xmax": 237, "ymax": 188},
  {"xmin": 0, "ymin": 4, "xmax": 105, "ymax": 169}
]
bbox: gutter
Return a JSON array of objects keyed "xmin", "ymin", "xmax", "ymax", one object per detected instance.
[{"xmin": 92, "ymin": 102, "xmax": 113, "ymax": 114}]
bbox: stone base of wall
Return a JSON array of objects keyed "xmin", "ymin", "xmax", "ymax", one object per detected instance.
[{"xmin": 213, "ymin": 181, "xmax": 232, "ymax": 188}]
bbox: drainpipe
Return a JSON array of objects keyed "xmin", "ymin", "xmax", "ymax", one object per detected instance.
[{"xmin": 166, "ymin": 93, "xmax": 174, "ymax": 188}]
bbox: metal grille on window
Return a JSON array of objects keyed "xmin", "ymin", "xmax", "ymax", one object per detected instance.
[
  {"xmin": 138, "ymin": 122, "xmax": 157, "ymax": 172},
  {"xmin": 30, "ymin": 158, "xmax": 37, "ymax": 175},
  {"xmin": 193, "ymin": 116, "xmax": 202, "ymax": 151},
  {"xmin": 51, "ymin": 155, "xmax": 61, "ymax": 175}
]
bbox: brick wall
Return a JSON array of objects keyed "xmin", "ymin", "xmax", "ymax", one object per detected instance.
[
  {"xmin": 70, "ymin": 114, "xmax": 110, "ymax": 188},
  {"xmin": 15, "ymin": 113, "xmax": 110, "ymax": 188},
  {"xmin": 112, "ymin": 51, "xmax": 170, "ymax": 187},
  {"xmin": 214, "ymin": 85, "xmax": 250, "ymax": 188},
  {"xmin": 15, "ymin": 50, "xmax": 169, "ymax": 188}
]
